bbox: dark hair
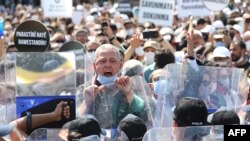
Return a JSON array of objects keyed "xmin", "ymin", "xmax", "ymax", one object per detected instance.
[
  {"xmin": 155, "ymin": 49, "xmax": 175, "ymax": 68},
  {"xmin": 110, "ymin": 24, "xmax": 118, "ymax": 33},
  {"xmin": 231, "ymin": 40, "xmax": 246, "ymax": 50},
  {"xmin": 118, "ymin": 115, "xmax": 147, "ymax": 141},
  {"xmin": 197, "ymin": 18, "xmax": 206, "ymax": 25}
]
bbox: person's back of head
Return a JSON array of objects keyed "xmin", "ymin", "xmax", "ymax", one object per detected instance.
[
  {"xmin": 173, "ymin": 97, "xmax": 209, "ymax": 141},
  {"xmin": 67, "ymin": 114, "xmax": 106, "ymax": 141},
  {"xmin": 174, "ymin": 97, "xmax": 208, "ymax": 127},
  {"xmin": 208, "ymin": 109, "xmax": 240, "ymax": 125},
  {"xmin": 122, "ymin": 59, "xmax": 144, "ymax": 77},
  {"xmin": 118, "ymin": 114, "xmax": 147, "ymax": 141},
  {"xmin": 42, "ymin": 60, "xmax": 59, "ymax": 72},
  {"xmin": 155, "ymin": 49, "xmax": 175, "ymax": 68}
]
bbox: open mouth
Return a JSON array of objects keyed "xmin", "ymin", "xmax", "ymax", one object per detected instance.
[{"xmin": 104, "ymin": 72, "xmax": 112, "ymax": 76}]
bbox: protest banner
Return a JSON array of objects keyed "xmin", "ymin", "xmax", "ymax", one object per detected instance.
[
  {"xmin": 42, "ymin": 0, "xmax": 73, "ymax": 18},
  {"xmin": 117, "ymin": 0, "xmax": 133, "ymax": 17},
  {"xmin": 177, "ymin": 0, "xmax": 210, "ymax": 18},
  {"xmin": 202, "ymin": 0, "xmax": 229, "ymax": 12},
  {"xmin": 138, "ymin": 0, "xmax": 175, "ymax": 27},
  {"xmin": 14, "ymin": 20, "xmax": 50, "ymax": 52}
]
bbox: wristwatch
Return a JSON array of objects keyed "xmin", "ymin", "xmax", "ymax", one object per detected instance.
[{"xmin": 26, "ymin": 111, "xmax": 32, "ymax": 132}]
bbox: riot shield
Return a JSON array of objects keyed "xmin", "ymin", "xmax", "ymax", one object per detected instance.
[
  {"xmin": 15, "ymin": 52, "xmax": 76, "ymax": 134},
  {"xmin": 16, "ymin": 52, "xmax": 76, "ymax": 96},
  {"xmin": 81, "ymin": 75, "xmax": 155, "ymax": 140},
  {"xmin": 240, "ymin": 105, "xmax": 250, "ymax": 125},
  {"xmin": 118, "ymin": 131, "xmax": 129, "ymax": 141},
  {"xmin": 0, "ymin": 59, "xmax": 16, "ymax": 124},
  {"xmin": 154, "ymin": 64, "xmax": 245, "ymax": 127},
  {"xmin": 75, "ymin": 52, "xmax": 95, "ymax": 118},
  {"xmin": 142, "ymin": 125, "xmax": 224, "ymax": 141}
]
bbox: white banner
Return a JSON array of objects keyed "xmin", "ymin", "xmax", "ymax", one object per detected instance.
[
  {"xmin": 177, "ymin": 0, "xmax": 210, "ymax": 18},
  {"xmin": 202, "ymin": 0, "xmax": 229, "ymax": 12},
  {"xmin": 72, "ymin": 10, "xmax": 83, "ymax": 24},
  {"xmin": 138, "ymin": 0, "xmax": 175, "ymax": 27},
  {"xmin": 42, "ymin": 0, "xmax": 73, "ymax": 18}
]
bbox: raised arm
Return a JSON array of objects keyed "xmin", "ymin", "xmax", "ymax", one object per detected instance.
[{"xmin": 9, "ymin": 101, "xmax": 70, "ymax": 141}]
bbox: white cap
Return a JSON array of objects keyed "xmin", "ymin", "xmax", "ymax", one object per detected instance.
[
  {"xmin": 160, "ymin": 27, "xmax": 174, "ymax": 35},
  {"xmin": 85, "ymin": 15, "xmax": 95, "ymax": 22},
  {"xmin": 201, "ymin": 25, "xmax": 216, "ymax": 34},
  {"xmin": 231, "ymin": 24, "xmax": 243, "ymax": 34},
  {"xmin": 90, "ymin": 8, "xmax": 98, "ymax": 14},
  {"xmin": 223, "ymin": 7, "xmax": 232, "ymax": 16},
  {"xmin": 119, "ymin": 14, "xmax": 129, "ymax": 21},
  {"xmin": 213, "ymin": 46, "xmax": 230, "ymax": 58},
  {"xmin": 76, "ymin": 5, "xmax": 83, "ymax": 11},
  {"xmin": 212, "ymin": 20, "xmax": 224, "ymax": 29}
]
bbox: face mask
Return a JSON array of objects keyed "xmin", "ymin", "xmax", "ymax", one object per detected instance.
[
  {"xmin": 215, "ymin": 42, "xmax": 225, "ymax": 47},
  {"xmin": 245, "ymin": 40, "xmax": 250, "ymax": 52},
  {"xmin": 210, "ymin": 82, "xmax": 217, "ymax": 94},
  {"xmin": 135, "ymin": 46, "xmax": 144, "ymax": 56},
  {"xmin": 0, "ymin": 103, "xmax": 16, "ymax": 124},
  {"xmin": 215, "ymin": 61, "xmax": 228, "ymax": 67},
  {"xmin": 4, "ymin": 36, "xmax": 9, "ymax": 44},
  {"xmin": 97, "ymin": 73, "xmax": 119, "ymax": 85},
  {"xmin": 144, "ymin": 52, "xmax": 155, "ymax": 65},
  {"xmin": 199, "ymin": 85, "xmax": 210, "ymax": 99},
  {"xmin": 154, "ymin": 79, "xmax": 172, "ymax": 96},
  {"xmin": 93, "ymin": 14, "xmax": 98, "ymax": 20},
  {"xmin": 126, "ymin": 28, "xmax": 135, "ymax": 36},
  {"xmin": 218, "ymin": 77, "xmax": 230, "ymax": 88},
  {"xmin": 7, "ymin": 52, "xmax": 16, "ymax": 61},
  {"xmin": 60, "ymin": 24, "xmax": 66, "ymax": 31}
]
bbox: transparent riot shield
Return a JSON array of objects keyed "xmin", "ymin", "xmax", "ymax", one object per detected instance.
[
  {"xmin": 240, "ymin": 105, "xmax": 250, "ymax": 125},
  {"xmin": 15, "ymin": 52, "xmax": 76, "ymax": 134},
  {"xmin": 142, "ymin": 125, "xmax": 224, "ymax": 141},
  {"xmin": 75, "ymin": 52, "xmax": 95, "ymax": 118},
  {"xmin": 82, "ymin": 52, "xmax": 95, "ymax": 86},
  {"xmin": 16, "ymin": 52, "xmax": 76, "ymax": 96},
  {"xmin": 0, "ymin": 59, "xmax": 16, "ymax": 124},
  {"xmin": 118, "ymin": 131, "xmax": 129, "ymax": 141},
  {"xmin": 27, "ymin": 128, "xmax": 108, "ymax": 141},
  {"xmin": 154, "ymin": 64, "xmax": 245, "ymax": 127},
  {"xmin": 81, "ymin": 75, "xmax": 155, "ymax": 141}
]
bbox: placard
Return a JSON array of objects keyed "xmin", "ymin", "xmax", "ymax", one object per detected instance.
[
  {"xmin": 177, "ymin": 0, "xmax": 210, "ymax": 18},
  {"xmin": 42, "ymin": 0, "xmax": 73, "ymax": 18},
  {"xmin": 138, "ymin": 0, "xmax": 175, "ymax": 27},
  {"xmin": 14, "ymin": 20, "xmax": 50, "ymax": 52},
  {"xmin": 202, "ymin": 0, "xmax": 229, "ymax": 12}
]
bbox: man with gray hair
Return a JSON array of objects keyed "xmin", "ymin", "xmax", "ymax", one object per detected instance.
[{"xmin": 82, "ymin": 44, "xmax": 146, "ymax": 130}]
